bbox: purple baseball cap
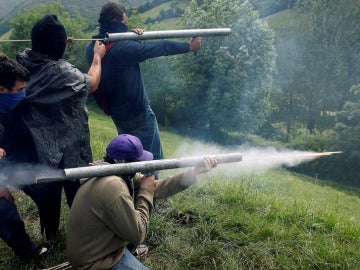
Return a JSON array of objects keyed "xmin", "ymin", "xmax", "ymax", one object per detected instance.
[{"xmin": 106, "ymin": 134, "xmax": 153, "ymax": 162}]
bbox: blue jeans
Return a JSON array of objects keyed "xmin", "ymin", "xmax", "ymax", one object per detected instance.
[
  {"xmin": 112, "ymin": 248, "xmax": 149, "ymax": 270},
  {"xmin": 112, "ymin": 106, "xmax": 163, "ymax": 161},
  {"xmin": 0, "ymin": 198, "xmax": 36, "ymax": 258}
]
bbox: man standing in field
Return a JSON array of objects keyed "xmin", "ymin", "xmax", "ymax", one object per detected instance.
[{"xmin": 86, "ymin": 2, "xmax": 203, "ymax": 164}]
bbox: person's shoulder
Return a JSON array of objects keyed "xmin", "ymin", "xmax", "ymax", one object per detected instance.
[
  {"xmin": 57, "ymin": 59, "xmax": 76, "ymax": 70},
  {"xmin": 112, "ymin": 39, "xmax": 143, "ymax": 50},
  {"xmin": 56, "ymin": 60, "xmax": 86, "ymax": 80},
  {"xmin": 95, "ymin": 174, "xmax": 127, "ymax": 188},
  {"xmin": 82, "ymin": 174, "xmax": 126, "ymax": 197}
]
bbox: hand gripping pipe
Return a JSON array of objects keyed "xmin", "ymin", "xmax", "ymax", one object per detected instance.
[
  {"xmin": 105, "ymin": 28, "xmax": 232, "ymax": 42},
  {"xmin": 35, "ymin": 153, "xmax": 242, "ymax": 183}
]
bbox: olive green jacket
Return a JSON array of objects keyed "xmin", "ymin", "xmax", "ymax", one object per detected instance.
[{"xmin": 66, "ymin": 162, "xmax": 197, "ymax": 270}]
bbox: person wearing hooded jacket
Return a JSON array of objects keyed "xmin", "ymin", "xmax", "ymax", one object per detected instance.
[
  {"xmin": 4, "ymin": 14, "xmax": 106, "ymax": 241},
  {"xmin": 0, "ymin": 54, "xmax": 45, "ymax": 259},
  {"xmin": 86, "ymin": 2, "xmax": 203, "ymax": 166},
  {"xmin": 66, "ymin": 134, "xmax": 217, "ymax": 270}
]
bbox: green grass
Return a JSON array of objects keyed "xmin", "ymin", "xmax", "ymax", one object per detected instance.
[
  {"xmin": 142, "ymin": 1, "xmax": 188, "ymax": 20},
  {"xmin": 264, "ymin": 9, "xmax": 303, "ymax": 32},
  {"xmin": 1, "ymin": 105, "xmax": 360, "ymax": 269}
]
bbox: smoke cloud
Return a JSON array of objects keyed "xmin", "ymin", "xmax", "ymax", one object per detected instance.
[
  {"xmin": 174, "ymin": 141, "xmax": 328, "ymax": 177},
  {"xmin": 0, "ymin": 159, "xmax": 62, "ymax": 187}
]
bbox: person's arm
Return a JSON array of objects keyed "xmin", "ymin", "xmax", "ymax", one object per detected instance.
[
  {"xmin": 150, "ymin": 157, "xmax": 217, "ymax": 199},
  {"xmin": 87, "ymin": 41, "xmax": 106, "ymax": 93},
  {"xmin": 123, "ymin": 35, "xmax": 202, "ymax": 63},
  {"xmin": 0, "ymin": 147, "xmax": 6, "ymax": 159},
  {"xmin": 130, "ymin": 28, "xmax": 203, "ymax": 55},
  {"xmin": 104, "ymin": 178, "xmax": 154, "ymax": 246}
]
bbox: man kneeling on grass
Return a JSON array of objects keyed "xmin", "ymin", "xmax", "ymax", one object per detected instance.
[{"xmin": 66, "ymin": 134, "xmax": 217, "ymax": 270}]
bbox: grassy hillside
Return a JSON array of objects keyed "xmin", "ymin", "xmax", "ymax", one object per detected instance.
[
  {"xmin": 0, "ymin": 0, "xmax": 25, "ymax": 20},
  {"xmin": 0, "ymin": 0, "xmax": 149, "ymax": 35},
  {"xmin": 265, "ymin": 9, "xmax": 303, "ymax": 33},
  {"xmin": 1, "ymin": 105, "xmax": 360, "ymax": 269},
  {"xmin": 142, "ymin": 0, "xmax": 187, "ymax": 18}
]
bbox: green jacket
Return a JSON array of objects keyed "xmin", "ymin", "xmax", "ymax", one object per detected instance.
[{"xmin": 66, "ymin": 162, "xmax": 197, "ymax": 270}]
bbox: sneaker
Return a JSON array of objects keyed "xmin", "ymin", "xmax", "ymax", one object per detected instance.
[
  {"xmin": 37, "ymin": 246, "xmax": 49, "ymax": 257},
  {"xmin": 133, "ymin": 244, "xmax": 149, "ymax": 258}
]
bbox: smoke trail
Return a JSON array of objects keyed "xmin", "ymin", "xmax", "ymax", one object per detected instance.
[
  {"xmin": 174, "ymin": 141, "xmax": 336, "ymax": 177},
  {"xmin": 0, "ymin": 159, "xmax": 62, "ymax": 187}
]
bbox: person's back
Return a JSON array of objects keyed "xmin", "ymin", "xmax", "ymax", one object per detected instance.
[
  {"xmin": 66, "ymin": 134, "xmax": 217, "ymax": 270},
  {"xmin": 0, "ymin": 54, "xmax": 48, "ymax": 259},
  {"xmin": 16, "ymin": 50, "xmax": 93, "ymax": 167},
  {"xmin": 6, "ymin": 14, "xmax": 106, "ymax": 241},
  {"xmin": 67, "ymin": 173, "xmax": 140, "ymax": 270},
  {"xmin": 86, "ymin": 2, "xmax": 202, "ymax": 163},
  {"xmin": 86, "ymin": 39, "xmax": 147, "ymax": 121}
]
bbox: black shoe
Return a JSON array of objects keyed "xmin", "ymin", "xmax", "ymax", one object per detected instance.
[
  {"xmin": 33, "ymin": 245, "xmax": 50, "ymax": 260},
  {"xmin": 19, "ymin": 245, "xmax": 50, "ymax": 261},
  {"xmin": 132, "ymin": 244, "xmax": 149, "ymax": 259}
]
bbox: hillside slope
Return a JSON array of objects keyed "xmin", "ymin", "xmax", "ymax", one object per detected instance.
[
  {"xmin": 0, "ymin": 0, "xmax": 25, "ymax": 19},
  {"xmin": 1, "ymin": 107, "xmax": 360, "ymax": 269},
  {"xmin": 0, "ymin": 0, "xmax": 149, "ymax": 34}
]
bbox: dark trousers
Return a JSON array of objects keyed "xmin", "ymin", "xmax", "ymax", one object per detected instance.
[
  {"xmin": 112, "ymin": 106, "xmax": 163, "ymax": 180},
  {"xmin": 21, "ymin": 180, "xmax": 80, "ymax": 241},
  {"xmin": 0, "ymin": 198, "xmax": 36, "ymax": 258},
  {"xmin": 112, "ymin": 106, "xmax": 164, "ymax": 161}
]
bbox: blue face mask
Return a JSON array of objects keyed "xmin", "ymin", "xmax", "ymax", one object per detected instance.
[{"xmin": 0, "ymin": 90, "xmax": 26, "ymax": 113}]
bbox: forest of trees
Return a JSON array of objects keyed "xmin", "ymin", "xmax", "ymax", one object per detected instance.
[{"xmin": 1, "ymin": 0, "xmax": 359, "ymax": 184}]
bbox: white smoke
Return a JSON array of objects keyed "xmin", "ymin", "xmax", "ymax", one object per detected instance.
[
  {"xmin": 174, "ymin": 141, "xmax": 325, "ymax": 177},
  {"xmin": 0, "ymin": 160, "xmax": 63, "ymax": 187}
]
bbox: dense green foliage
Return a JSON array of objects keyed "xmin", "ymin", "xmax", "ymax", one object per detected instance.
[
  {"xmin": 0, "ymin": 0, "xmax": 148, "ymax": 35},
  {"xmin": 250, "ymin": 0, "xmax": 296, "ymax": 17},
  {"xmin": 1, "ymin": 2, "xmax": 89, "ymax": 70},
  {"xmin": 146, "ymin": 0, "xmax": 276, "ymax": 142},
  {"xmin": 265, "ymin": 0, "xmax": 360, "ymax": 183}
]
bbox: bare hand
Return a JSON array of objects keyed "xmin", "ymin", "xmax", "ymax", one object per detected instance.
[
  {"xmin": 132, "ymin": 28, "xmax": 144, "ymax": 35},
  {"xmin": 93, "ymin": 40, "xmax": 106, "ymax": 59},
  {"xmin": 0, "ymin": 148, "xmax": 6, "ymax": 159},
  {"xmin": 191, "ymin": 157, "xmax": 217, "ymax": 175},
  {"xmin": 140, "ymin": 173, "xmax": 156, "ymax": 192},
  {"xmin": 189, "ymin": 36, "xmax": 203, "ymax": 51},
  {"xmin": 66, "ymin": 37, "xmax": 74, "ymax": 44},
  {"xmin": 0, "ymin": 187, "xmax": 14, "ymax": 204}
]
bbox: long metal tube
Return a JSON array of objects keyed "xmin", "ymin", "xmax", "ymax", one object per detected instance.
[
  {"xmin": 105, "ymin": 28, "xmax": 232, "ymax": 42},
  {"xmin": 0, "ymin": 28, "xmax": 232, "ymax": 43},
  {"xmin": 35, "ymin": 153, "xmax": 242, "ymax": 183}
]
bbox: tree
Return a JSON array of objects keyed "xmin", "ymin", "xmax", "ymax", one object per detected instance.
[
  {"xmin": 295, "ymin": 0, "xmax": 360, "ymax": 132},
  {"xmin": 174, "ymin": 0, "xmax": 276, "ymax": 141},
  {"xmin": 264, "ymin": 10, "xmax": 307, "ymax": 141},
  {"xmin": 1, "ymin": 2, "xmax": 88, "ymax": 71},
  {"xmin": 334, "ymin": 85, "xmax": 360, "ymax": 182}
]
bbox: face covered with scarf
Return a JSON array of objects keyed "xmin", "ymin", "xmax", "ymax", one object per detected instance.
[{"xmin": 0, "ymin": 81, "xmax": 26, "ymax": 113}]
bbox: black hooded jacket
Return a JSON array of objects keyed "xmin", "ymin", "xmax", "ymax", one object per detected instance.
[{"xmin": 5, "ymin": 49, "xmax": 92, "ymax": 169}]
